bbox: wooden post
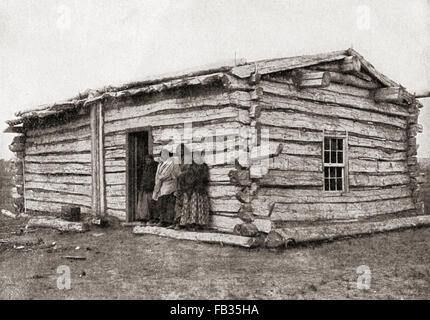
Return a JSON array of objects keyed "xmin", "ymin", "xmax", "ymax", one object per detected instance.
[
  {"xmin": 90, "ymin": 103, "xmax": 100, "ymax": 216},
  {"xmin": 98, "ymin": 102, "xmax": 106, "ymax": 216}
]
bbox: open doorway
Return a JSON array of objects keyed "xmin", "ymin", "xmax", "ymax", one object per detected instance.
[{"xmin": 127, "ymin": 129, "xmax": 152, "ymax": 222}]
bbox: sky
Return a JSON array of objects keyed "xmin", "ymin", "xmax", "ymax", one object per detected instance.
[{"xmin": 0, "ymin": 0, "xmax": 429, "ymax": 159}]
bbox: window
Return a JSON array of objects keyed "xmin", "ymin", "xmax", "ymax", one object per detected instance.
[{"xmin": 323, "ymin": 137, "xmax": 346, "ymax": 191}]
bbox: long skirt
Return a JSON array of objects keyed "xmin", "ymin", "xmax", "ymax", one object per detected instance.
[
  {"xmin": 157, "ymin": 193, "xmax": 176, "ymax": 224},
  {"xmin": 136, "ymin": 191, "xmax": 154, "ymax": 221},
  {"xmin": 179, "ymin": 192, "xmax": 210, "ymax": 227}
]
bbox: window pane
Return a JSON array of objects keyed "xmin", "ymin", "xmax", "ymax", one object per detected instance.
[
  {"xmin": 332, "ymin": 138, "xmax": 338, "ymax": 151},
  {"xmin": 336, "ymin": 178, "xmax": 343, "ymax": 190},
  {"xmin": 330, "ymin": 167, "xmax": 335, "ymax": 177},
  {"xmin": 324, "ymin": 138, "xmax": 330, "ymax": 151},
  {"xmin": 324, "ymin": 151, "xmax": 330, "ymax": 163},
  {"xmin": 336, "ymin": 167, "xmax": 342, "ymax": 178},
  {"xmin": 331, "ymin": 151, "xmax": 337, "ymax": 163},
  {"xmin": 337, "ymin": 151, "xmax": 343, "ymax": 164},
  {"xmin": 337, "ymin": 139, "xmax": 343, "ymax": 151},
  {"xmin": 324, "ymin": 167, "xmax": 329, "ymax": 178},
  {"xmin": 324, "ymin": 179, "xmax": 329, "ymax": 191},
  {"xmin": 330, "ymin": 178, "xmax": 335, "ymax": 191}
]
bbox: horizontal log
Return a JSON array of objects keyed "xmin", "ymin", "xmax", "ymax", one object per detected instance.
[
  {"xmin": 259, "ymin": 170, "xmax": 323, "ymax": 187},
  {"xmin": 211, "ymin": 198, "xmax": 242, "ymax": 213},
  {"xmin": 26, "ymin": 140, "xmax": 92, "ymax": 155},
  {"xmin": 27, "ymin": 216, "xmax": 89, "ymax": 232},
  {"xmin": 26, "ymin": 190, "xmax": 92, "ymax": 207},
  {"xmin": 374, "ymin": 87, "xmax": 414, "ymax": 105},
  {"xmin": 349, "ymin": 173, "xmax": 410, "ymax": 187},
  {"xmin": 25, "ymin": 162, "xmax": 91, "ymax": 175},
  {"xmin": 269, "ymin": 154, "xmax": 322, "ymax": 171},
  {"xmin": 104, "ymin": 107, "xmax": 249, "ymax": 134},
  {"xmin": 348, "ymin": 146, "xmax": 406, "ymax": 161},
  {"xmin": 106, "ymin": 185, "xmax": 126, "ymax": 197},
  {"xmin": 293, "ymin": 71, "xmax": 331, "ymax": 88},
  {"xmin": 26, "ymin": 116, "xmax": 90, "ymax": 137},
  {"xmin": 260, "ymin": 110, "xmax": 406, "ymax": 142},
  {"xmin": 210, "ymin": 214, "xmax": 243, "ymax": 233},
  {"xmin": 252, "ymin": 186, "xmax": 412, "ymax": 216},
  {"xmin": 260, "ymin": 80, "xmax": 409, "ymax": 117},
  {"xmin": 271, "ymin": 197, "xmax": 415, "ymax": 221},
  {"xmin": 26, "ymin": 126, "xmax": 91, "ymax": 145},
  {"xmin": 25, "ymin": 200, "xmax": 91, "ymax": 215},
  {"xmin": 152, "ymin": 122, "xmax": 243, "ymax": 144},
  {"xmin": 105, "ymin": 148, "xmax": 126, "ymax": 160},
  {"xmin": 274, "ymin": 215, "xmax": 430, "ymax": 243},
  {"xmin": 230, "ymin": 50, "xmax": 347, "ymax": 78},
  {"xmin": 349, "ymin": 159, "xmax": 408, "ymax": 173},
  {"xmin": 25, "ymin": 173, "xmax": 91, "ymax": 185},
  {"xmin": 25, "ymin": 181, "xmax": 91, "ymax": 196},
  {"xmin": 25, "ymin": 153, "xmax": 91, "ymax": 164},
  {"xmin": 106, "ymin": 196, "xmax": 126, "ymax": 210},
  {"xmin": 261, "ymin": 94, "xmax": 406, "ymax": 128},
  {"xmin": 104, "ymin": 91, "xmax": 252, "ymax": 123},
  {"xmin": 348, "ymin": 135, "xmax": 407, "ymax": 151},
  {"xmin": 328, "ymin": 72, "xmax": 379, "ymax": 89},
  {"xmin": 133, "ymin": 225, "xmax": 258, "ymax": 248},
  {"xmin": 105, "ymin": 134, "xmax": 127, "ymax": 148},
  {"xmin": 321, "ymin": 83, "xmax": 371, "ymax": 98}
]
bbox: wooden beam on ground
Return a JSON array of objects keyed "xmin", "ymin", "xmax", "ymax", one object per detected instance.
[
  {"xmin": 374, "ymin": 87, "xmax": 414, "ymax": 105},
  {"xmin": 27, "ymin": 216, "xmax": 89, "ymax": 232},
  {"xmin": 274, "ymin": 215, "xmax": 430, "ymax": 244},
  {"xmin": 133, "ymin": 226, "xmax": 260, "ymax": 248}
]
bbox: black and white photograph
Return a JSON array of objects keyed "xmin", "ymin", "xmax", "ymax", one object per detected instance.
[{"xmin": 0, "ymin": 0, "xmax": 429, "ymax": 303}]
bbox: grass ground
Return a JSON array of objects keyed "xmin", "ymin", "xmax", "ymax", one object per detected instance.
[{"xmin": 0, "ymin": 215, "xmax": 429, "ymax": 300}]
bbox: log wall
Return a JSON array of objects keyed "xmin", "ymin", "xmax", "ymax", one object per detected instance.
[
  {"xmin": 23, "ymin": 114, "xmax": 93, "ymax": 215},
  {"xmin": 101, "ymin": 85, "xmax": 255, "ymax": 230},
  {"xmin": 251, "ymin": 76, "xmax": 415, "ymax": 223}
]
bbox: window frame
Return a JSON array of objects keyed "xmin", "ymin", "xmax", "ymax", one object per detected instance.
[{"xmin": 322, "ymin": 132, "xmax": 349, "ymax": 193}]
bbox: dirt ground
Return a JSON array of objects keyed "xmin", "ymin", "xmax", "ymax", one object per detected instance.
[{"xmin": 0, "ymin": 215, "xmax": 429, "ymax": 300}]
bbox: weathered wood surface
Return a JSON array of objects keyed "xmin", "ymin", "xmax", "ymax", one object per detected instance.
[
  {"xmin": 261, "ymin": 95, "xmax": 407, "ymax": 128},
  {"xmin": 25, "ymin": 181, "xmax": 91, "ymax": 195},
  {"xmin": 104, "ymin": 90, "xmax": 252, "ymax": 123},
  {"xmin": 374, "ymin": 87, "xmax": 414, "ymax": 105},
  {"xmin": 26, "ymin": 190, "xmax": 92, "ymax": 207},
  {"xmin": 260, "ymin": 110, "xmax": 406, "ymax": 143},
  {"xmin": 349, "ymin": 173, "xmax": 410, "ymax": 188},
  {"xmin": 259, "ymin": 170, "xmax": 323, "ymax": 187},
  {"xmin": 252, "ymin": 186, "xmax": 412, "ymax": 217},
  {"xmin": 26, "ymin": 126, "xmax": 91, "ymax": 145},
  {"xmin": 104, "ymin": 107, "xmax": 250, "ymax": 134},
  {"xmin": 133, "ymin": 226, "xmax": 259, "ymax": 248},
  {"xmin": 231, "ymin": 50, "xmax": 347, "ymax": 78},
  {"xmin": 26, "ymin": 200, "xmax": 91, "ymax": 215},
  {"xmin": 26, "ymin": 140, "xmax": 92, "ymax": 155},
  {"xmin": 271, "ymin": 197, "xmax": 415, "ymax": 221},
  {"xmin": 26, "ymin": 116, "xmax": 90, "ymax": 137},
  {"xmin": 274, "ymin": 215, "xmax": 430, "ymax": 243},
  {"xmin": 260, "ymin": 80, "xmax": 409, "ymax": 117},
  {"xmin": 25, "ymin": 153, "xmax": 91, "ymax": 164},
  {"xmin": 27, "ymin": 216, "xmax": 89, "ymax": 232},
  {"xmin": 24, "ymin": 162, "xmax": 91, "ymax": 175},
  {"xmin": 25, "ymin": 173, "xmax": 91, "ymax": 185}
]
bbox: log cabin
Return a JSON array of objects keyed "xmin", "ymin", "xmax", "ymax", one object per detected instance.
[{"xmin": 5, "ymin": 48, "xmax": 429, "ymax": 245}]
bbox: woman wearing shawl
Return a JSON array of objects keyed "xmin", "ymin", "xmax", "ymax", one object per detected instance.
[
  {"xmin": 175, "ymin": 151, "xmax": 210, "ymax": 230},
  {"xmin": 136, "ymin": 154, "xmax": 158, "ymax": 224}
]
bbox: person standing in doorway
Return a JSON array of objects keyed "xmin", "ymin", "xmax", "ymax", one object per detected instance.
[
  {"xmin": 136, "ymin": 154, "xmax": 158, "ymax": 224},
  {"xmin": 152, "ymin": 144, "xmax": 188, "ymax": 227}
]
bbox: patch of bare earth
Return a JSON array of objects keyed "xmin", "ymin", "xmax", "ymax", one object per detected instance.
[{"xmin": 0, "ymin": 215, "xmax": 429, "ymax": 299}]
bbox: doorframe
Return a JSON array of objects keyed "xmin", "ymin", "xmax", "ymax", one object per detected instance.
[{"xmin": 125, "ymin": 126, "xmax": 153, "ymax": 222}]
